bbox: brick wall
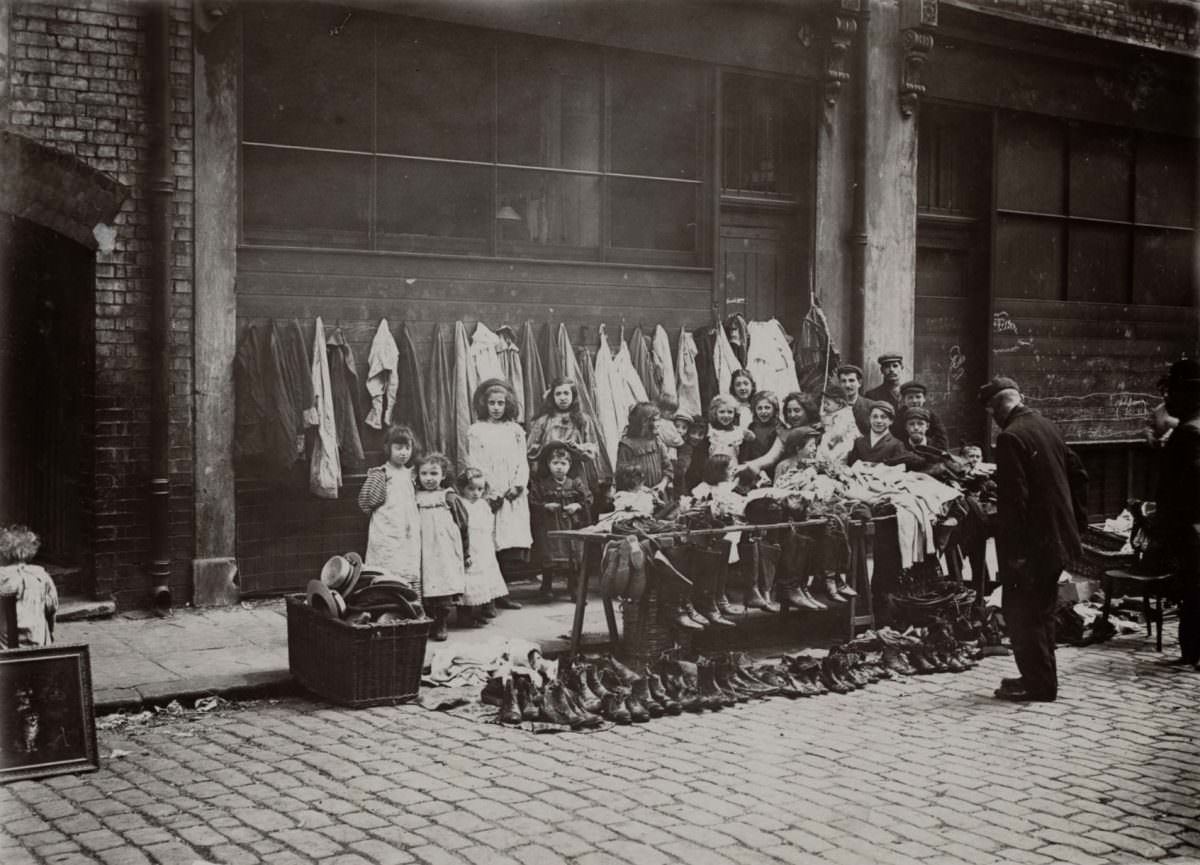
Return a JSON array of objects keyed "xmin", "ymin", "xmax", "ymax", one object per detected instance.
[
  {"xmin": 6, "ymin": 0, "xmax": 194, "ymax": 607},
  {"xmin": 951, "ymin": 0, "xmax": 1200, "ymax": 53}
]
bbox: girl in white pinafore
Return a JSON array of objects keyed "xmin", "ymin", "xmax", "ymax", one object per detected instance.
[
  {"xmin": 413, "ymin": 452, "xmax": 468, "ymax": 641},
  {"xmin": 358, "ymin": 425, "xmax": 421, "ymax": 584},
  {"xmin": 455, "ymin": 467, "xmax": 511, "ymax": 626},
  {"xmin": 467, "ymin": 379, "xmax": 532, "ymax": 562}
]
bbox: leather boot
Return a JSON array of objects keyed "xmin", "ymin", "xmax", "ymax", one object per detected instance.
[
  {"xmin": 711, "ymin": 657, "xmax": 751, "ymax": 703},
  {"xmin": 499, "ymin": 680, "xmax": 522, "ymax": 724},
  {"xmin": 600, "ymin": 668, "xmax": 630, "ymax": 697},
  {"xmin": 677, "ymin": 660, "xmax": 720, "ymax": 711},
  {"xmin": 657, "ymin": 660, "xmax": 702, "ymax": 713},
  {"xmin": 601, "ymin": 691, "xmax": 631, "ymax": 724},
  {"xmin": 514, "ymin": 674, "xmax": 541, "ymax": 722},
  {"xmin": 431, "ymin": 606, "xmax": 449, "ymax": 641},
  {"xmin": 586, "ymin": 665, "xmax": 610, "ymax": 700},
  {"xmin": 646, "ymin": 671, "xmax": 682, "ymax": 715},
  {"xmin": 624, "ymin": 689, "xmax": 651, "ymax": 723},
  {"xmin": 691, "ymin": 547, "xmax": 736, "ymax": 627},
  {"xmin": 653, "ymin": 548, "xmax": 704, "ymax": 631},
  {"xmin": 834, "ymin": 573, "xmax": 857, "ymax": 598},
  {"xmin": 607, "ymin": 654, "xmax": 641, "ymax": 687},
  {"xmin": 783, "ymin": 581, "xmax": 822, "ymax": 611},
  {"xmin": 714, "ymin": 542, "xmax": 744, "ymax": 617},
  {"xmin": 568, "ymin": 668, "xmax": 602, "ymax": 715},
  {"xmin": 539, "ymin": 682, "xmax": 575, "ymax": 726},
  {"xmin": 698, "ymin": 659, "xmax": 735, "ymax": 708},
  {"xmin": 631, "ymin": 677, "xmax": 664, "ymax": 718},
  {"xmin": 822, "ymin": 576, "xmax": 848, "ymax": 605},
  {"xmin": 739, "ymin": 542, "xmax": 768, "ymax": 611},
  {"xmin": 481, "ymin": 600, "xmax": 499, "ymax": 619},
  {"xmin": 758, "ymin": 541, "xmax": 782, "ymax": 613},
  {"xmin": 561, "ymin": 683, "xmax": 602, "ymax": 728},
  {"xmin": 804, "ymin": 578, "xmax": 829, "ymax": 610}
]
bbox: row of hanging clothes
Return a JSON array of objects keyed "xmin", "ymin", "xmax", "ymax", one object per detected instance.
[{"xmin": 234, "ymin": 306, "xmax": 841, "ymax": 500}]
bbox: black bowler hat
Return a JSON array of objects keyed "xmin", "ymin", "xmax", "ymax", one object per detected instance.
[{"xmin": 977, "ymin": 376, "xmax": 1020, "ymax": 406}]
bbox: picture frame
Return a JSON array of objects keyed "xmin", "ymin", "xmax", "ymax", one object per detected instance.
[{"xmin": 0, "ymin": 644, "xmax": 99, "ymax": 784}]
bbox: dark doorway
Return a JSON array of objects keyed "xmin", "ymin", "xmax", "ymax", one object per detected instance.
[{"xmin": 0, "ymin": 215, "xmax": 94, "ymax": 590}]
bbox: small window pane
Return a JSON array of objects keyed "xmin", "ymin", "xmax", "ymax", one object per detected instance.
[
  {"xmin": 1067, "ymin": 223, "xmax": 1129, "ymax": 303},
  {"xmin": 610, "ymin": 178, "xmax": 701, "ymax": 257},
  {"xmin": 1136, "ymin": 134, "xmax": 1197, "ymax": 228},
  {"xmin": 243, "ymin": 147, "xmax": 369, "ymax": 248},
  {"xmin": 610, "ymin": 57, "xmax": 703, "ymax": 180},
  {"xmin": 1069, "ymin": 127, "xmax": 1131, "ymax": 221},
  {"xmin": 497, "ymin": 170, "xmax": 600, "ymax": 260},
  {"xmin": 376, "ymin": 17, "xmax": 492, "ymax": 162},
  {"xmin": 243, "ymin": 4, "xmax": 373, "ymax": 151},
  {"xmin": 498, "ymin": 42, "xmax": 601, "ymax": 171},
  {"xmin": 995, "ymin": 215, "xmax": 1062, "ymax": 299},
  {"xmin": 1134, "ymin": 228, "xmax": 1196, "ymax": 306},
  {"xmin": 376, "ymin": 159, "xmax": 490, "ymax": 255},
  {"xmin": 997, "ymin": 114, "xmax": 1065, "ymax": 214}
]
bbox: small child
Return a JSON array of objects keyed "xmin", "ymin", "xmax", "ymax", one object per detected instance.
[
  {"xmin": 0, "ymin": 526, "xmax": 58, "ymax": 647},
  {"xmin": 674, "ymin": 414, "xmax": 704, "ymax": 494},
  {"xmin": 654, "ymin": 392, "xmax": 686, "ymax": 461},
  {"xmin": 617, "ymin": 402, "xmax": 673, "ymax": 491},
  {"xmin": 413, "ymin": 452, "xmax": 469, "ymax": 641},
  {"xmin": 457, "ymin": 467, "xmax": 516, "ymax": 626},
  {"xmin": 729, "ymin": 369, "xmax": 757, "ymax": 429},
  {"xmin": 706, "ymin": 394, "xmax": 756, "ymax": 461},
  {"xmin": 816, "ymin": 384, "xmax": 860, "ymax": 467},
  {"xmin": 468, "ymin": 378, "xmax": 533, "ymax": 573},
  {"xmin": 611, "ymin": 463, "xmax": 657, "ymax": 516},
  {"xmin": 529, "ymin": 443, "xmax": 593, "ymax": 597},
  {"xmin": 689, "ymin": 453, "xmax": 745, "ymax": 519},
  {"xmin": 359, "ymin": 424, "xmax": 421, "ymax": 582}
]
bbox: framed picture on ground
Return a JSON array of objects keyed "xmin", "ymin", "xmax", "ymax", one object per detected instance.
[{"xmin": 0, "ymin": 644, "xmax": 99, "ymax": 783}]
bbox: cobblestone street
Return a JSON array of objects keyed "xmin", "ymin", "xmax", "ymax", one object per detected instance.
[{"xmin": 3, "ymin": 631, "xmax": 1198, "ymax": 865}]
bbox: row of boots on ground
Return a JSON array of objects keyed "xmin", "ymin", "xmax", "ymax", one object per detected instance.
[
  {"xmin": 486, "ymin": 622, "xmax": 981, "ymax": 729},
  {"xmin": 654, "ymin": 533, "xmax": 858, "ymax": 631}
]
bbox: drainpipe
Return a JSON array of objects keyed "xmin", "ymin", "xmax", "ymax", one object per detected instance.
[
  {"xmin": 146, "ymin": 3, "xmax": 174, "ymax": 612},
  {"xmin": 849, "ymin": 0, "xmax": 870, "ymax": 366}
]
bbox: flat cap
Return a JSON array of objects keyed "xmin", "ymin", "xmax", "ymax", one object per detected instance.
[
  {"xmin": 877, "ymin": 352, "xmax": 904, "ymax": 366},
  {"xmin": 977, "ymin": 376, "xmax": 1020, "ymax": 405},
  {"xmin": 870, "ymin": 400, "xmax": 895, "ymax": 419},
  {"xmin": 835, "ymin": 364, "xmax": 864, "ymax": 379},
  {"xmin": 899, "ymin": 380, "xmax": 927, "ymax": 395},
  {"xmin": 904, "ymin": 407, "xmax": 931, "ymax": 424}
]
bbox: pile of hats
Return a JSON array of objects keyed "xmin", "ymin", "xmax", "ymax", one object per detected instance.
[{"xmin": 307, "ymin": 553, "xmax": 425, "ymax": 625}]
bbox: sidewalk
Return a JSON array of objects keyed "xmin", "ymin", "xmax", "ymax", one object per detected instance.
[{"xmin": 58, "ymin": 583, "xmax": 614, "ymax": 711}]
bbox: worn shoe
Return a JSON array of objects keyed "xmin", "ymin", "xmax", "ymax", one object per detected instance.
[
  {"xmin": 494, "ymin": 595, "xmax": 522, "ymax": 610},
  {"xmin": 823, "ymin": 577, "xmax": 849, "ymax": 605},
  {"xmin": 631, "ymin": 677, "xmax": 665, "ymax": 718},
  {"xmin": 834, "ymin": 573, "xmax": 858, "ymax": 598},
  {"xmin": 993, "ymin": 687, "xmax": 1056, "ymax": 703},
  {"xmin": 625, "ymin": 691, "xmax": 652, "ymax": 723},
  {"xmin": 499, "ymin": 680, "xmax": 522, "ymax": 725},
  {"xmin": 744, "ymin": 586, "xmax": 771, "ymax": 611},
  {"xmin": 646, "ymin": 671, "xmax": 682, "ymax": 715},
  {"xmin": 480, "ymin": 601, "xmax": 498, "ymax": 619},
  {"xmin": 601, "ymin": 692, "xmax": 632, "ymax": 724}
]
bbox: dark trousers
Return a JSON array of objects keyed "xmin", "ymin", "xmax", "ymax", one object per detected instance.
[
  {"xmin": 1001, "ymin": 561, "xmax": 1061, "ymax": 698},
  {"xmin": 1178, "ymin": 572, "xmax": 1200, "ymax": 664}
]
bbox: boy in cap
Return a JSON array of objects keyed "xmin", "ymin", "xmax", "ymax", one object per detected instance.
[
  {"xmin": 837, "ymin": 363, "xmax": 872, "ymax": 436},
  {"xmin": 847, "ymin": 401, "xmax": 908, "ymax": 466},
  {"xmin": 892, "ymin": 380, "xmax": 948, "ymax": 450},
  {"xmin": 864, "ymin": 352, "xmax": 905, "ymax": 409}
]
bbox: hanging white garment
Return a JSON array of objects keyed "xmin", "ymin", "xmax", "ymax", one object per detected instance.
[
  {"xmin": 593, "ymin": 327, "xmax": 624, "ymax": 472},
  {"xmin": 496, "ymin": 326, "xmax": 526, "ymax": 422},
  {"xmin": 364, "ymin": 319, "xmax": 399, "ymax": 429},
  {"xmin": 676, "ymin": 328, "xmax": 702, "ymax": 417},
  {"xmin": 306, "ymin": 317, "xmax": 341, "ymax": 498},
  {"xmin": 454, "ymin": 321, "xmax": 474, "ymax": 465},
  {"xmin": 746, "ymin": 319, "xmax": 800, "ymax": 398},
  {"xmin": 714, "ymin": 322, "xmax": 741, "ymax": 401},
  {"xmin": 614, "ymin": 332, "xmax": 649, "ymax": 407},
  {"xmin": 651, "ymin": 325, "xmax": 677, "ymax": 402},
  {"xmin": 470, "ymin": 322, "xmax": 506, "ymax": 385}
]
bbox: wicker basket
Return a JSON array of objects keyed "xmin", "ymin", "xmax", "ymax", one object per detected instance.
[
  {"xmin": 620, "ymin": 588, "xmax": 692, "ymax": 665},
  {"xmin": 286, "ymin": 594, "xmax": 429, "ymax": 707},
  {"xmin": 1074, "ymin": 525, "xmax": 1135, "ymax": 582},
  {"xmin": 888, "ymin": 587, "xmax": 976, "ymax": 628}
]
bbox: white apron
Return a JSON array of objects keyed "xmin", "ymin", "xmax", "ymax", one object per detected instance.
[
  {"xmin": 416, "ymin": 489, "xmax": 466, "ymax": 600},
  {"xmin": 364, "ymin": 463, "xmax": 421, "ymax": 582},
  {"xmin": 460, "ymin": 497, "xmax": 508, "ymax": 605}
]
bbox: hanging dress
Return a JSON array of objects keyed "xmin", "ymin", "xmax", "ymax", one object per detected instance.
[
  {"xmin": 651, "ymin": 325, "xmax": 677, "ymax": 403},
  {"xmin": 416, "ymin": 488, "xmax": 467, "ymax": 601},
  {"xmin": 453, "ymin": 321, "xmax": 474, "ymax": 470},
  {"xmin": 426, "ymin": 324, "xmax": 455, "ymax": 462},
  {"xmin": 364, "ymin": 462, "xmax": 421, "ymax": 583},
  {"xmin": 496, "ymin": 326, "xmax": 526, "ymax": 422},
  {"xmin": 306, "ymin": 316, "xmax": 341, "ymax": 499},
  {"xmin": 676, "ymin": 328, "xmax": 703, "ymax": 418},
  {"xmin": 520, "ymin": 321, "xmax": 547, "ymax": 431},
  {"xmin": 460, "ymin": 496, "xmax": 509, "ymax": 606}
]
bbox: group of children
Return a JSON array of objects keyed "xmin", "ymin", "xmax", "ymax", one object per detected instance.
[{"xmin": 359, "ymin": 365, "xmax": 959, "ymax": 640}]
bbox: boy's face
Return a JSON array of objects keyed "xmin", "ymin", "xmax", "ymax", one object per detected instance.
[
  {"xmin": 869, "ymin": 409, "xmax": 891, "ymax": 434},
  {"xmin": 881, "ymin": 360, "xmax": 903, "ymax": 384},
  {"xmin": 673, "ymin": 417, "xmax": 691, "ymax": 438},
  {"xmin": 548, "ymin": 453, "xmax": 571, "ymax": 480},
  {"xmin": 463, "ymin": 477, "xmax": 487, "ymax": 501},
  {"xmin": 686, "ymin": 423, "xmax": 706, "ymax": 446},
  {"xmin": 839, "ymin": 373, "xmax": 862, "ymax": 399},
  {"xmin": 903, "ymin": 391, "xmax": 926, "ymax": 409},
  {"xmin": 387, "ymin": 442, "xmax": 412, "ymax": 467},
  {"xmin": 487, "ymin": 393, "xmax": 507, "ymax": 420},
  {"xmin": 418, "ymin": 463, "xmax": 443, "ymax": 490},
  {"xmin": 715, "ymin": 406, "xmax": 736, "ymax": 428},
  {"xmin": 732, "ymin": 376, "xmax": 753, "ymax": 400},
  {"xmin": 552, "ymin": 384, "xmax": 573, "ymax": 411},
  {"xmin": 907, "ymin": 419, "xmax": 929, "ymax": 444},
  {"xmin": 753, "ymin": 400, "xmax": 774, "ymax": 423},
  {"xmin": 963, "ymin": 447, "xmax": 982, "ymax": 469},
  {"xmin": 800, "ymin": 438, "xmax": 819, "ymax": 460}
]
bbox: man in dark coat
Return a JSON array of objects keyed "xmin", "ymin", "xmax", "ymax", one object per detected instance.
[
  {"xmin": 892, "ymin": 381, "xmax": 949, "ymax": 450},
  {"xmin": 1155, "ymin": 358, "xmax": 1200, "ymax": 669},
  {"xmin": 847, "ymin": 401, "xmax": 908, "ymax": 466},
  {"xmin": 864, "ymin": 352, "xmax": 904, "ymax": 410},
  {"xmin": 982, "ymin": 376, "xmax": 1088, "ymax": 702},
  {"xmin": 837, "ymin": 363, "xmax": 872, "ymax": 435}
]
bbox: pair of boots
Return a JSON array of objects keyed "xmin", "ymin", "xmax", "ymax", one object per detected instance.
[
  {"xmin": 739, "ymin": 541, "xmax": 782, "ymax": 613},
  {"xmin": 777, "ymin": 534, "xmax": 857, "ymax": 611},
  {"xmin": 657, "ymin": 545, "xmax": 736, "ymax": 630}
]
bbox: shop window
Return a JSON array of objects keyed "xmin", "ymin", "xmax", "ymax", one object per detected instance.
[
  {"xmin": 242, "ymin": 4, "xmax": 372, "ymax": 152},
  {"xmin": 609, "ymin": 178, "xmax": 701, "ymax": 260},
  {"xmin": 721, "ymin": 74, "xmax": 805, "ymax": 198},
  {"xmin": 995, "ymin": 215, "xmax": 1062, "ymax": 300},
  {"xmin": 242, "ymin": 147, "xmax": 370, "ymax": 248},
  {"xmin": 496, "ymin": 169, "xmax": 601, "ymax": 259},
  {"xmin": 376, "ymin": 159, "xmax": 490, "ymax": 255},
  {"xmin": 609, "ymin": 56, "xmax": 704, "ymax": 181}
]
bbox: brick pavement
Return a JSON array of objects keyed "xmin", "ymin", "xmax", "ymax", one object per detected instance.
[{"xmin": 3, "ymin": 627, "xmax": 1198, "ymax": 865}]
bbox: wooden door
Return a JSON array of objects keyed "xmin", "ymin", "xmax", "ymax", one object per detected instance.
[{"xmin": 719, "ymin": 213, "xmax": 800, "ymax": 325}]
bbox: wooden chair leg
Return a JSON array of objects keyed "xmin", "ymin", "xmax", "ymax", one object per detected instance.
[
  {"xmin": 1143, "ymin": 593, "xmax": 1152, "ymax": 637},
  {"xmin": 1156, "ymin": 593, "xmax": 1164, "ymax": 652}
]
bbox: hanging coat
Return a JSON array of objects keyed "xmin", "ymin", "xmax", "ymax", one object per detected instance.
[
  {"xmin": 306, "ymin": 317, "xmax": 341, "ymax": 498},
  {"xmin": 453, "ymin": 321, "xmax": 474, "ymax": 467},
  {"xmin": 615, "ymin": 332, "xmax": 649, "ymax": 406},
  {"xmin": 544, "ymin": 321, "xmax": 561, "ymax": 383},
  {"xmin": 426, "ymin": 325, "xmax": 455, "ymax": 463},
  {"xmin": 693, "ymin": 326, "xmax": 718, "ymax": 411},
  {"xmin": 396, "ymin": 321, "xmax": 432, "ymax": 453},
  {"xmin": 676, "ymin": 328, "xmax": 703, "ymax": 419},
  {"xmin": 574, "ymin": 344, "xmax": 613, "ymax": 481},
  {"xmin": 234, "ymin": 323, "xmax": 269, "ymax": 463},
  {"xmin": 725, "ymin": 314, "xmax": 750, "ymax": 367},
  {"xmin": 470, "ymin": 322, "xmax": 506, "ymax": 387},
  {"xmin": 554, "ymin": 323, "xmax": 611, "ymax": 479},
  {"xmin": 496, "ymin": 326, "xmax": 526, "ymax": 422},
  {"xmin": 651, "ymin": 325, "xmax": 677, "ymax": 403},
  {"xmin": 628, "ymin": 327, "xmax": 658, "ymax": 405},
  {"xmin": 365, "ymin": 319, "xmax": 399, "ymax": 430},
  {"xmin": 267, "ymin": 320, "xmax": 310, "ymax": 470},
  {"xmin": 279, "ymin": 320, "xmax": 313, "ymax": 436},
  {"xmin": 520, "ymin": 320, "xmax": 547, "ymax": 428},
  {"xmin": 326, "ymin": 325, "xmax": 365, "ymax": 470},
  {"xmin": 594, "ymin": 325, "xmax": 648, "ymax": 472},
  {"xmin": 746, "ymin": 318, "xmax": 801, "ymax": 400},
  {"xmin": 714, "ymin": 320, "xmax": 742, "ymax": 403}
]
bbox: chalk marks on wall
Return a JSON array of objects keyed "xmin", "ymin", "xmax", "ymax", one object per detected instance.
[
  {"xmin": 947, "ymin": 345, "xmax": 966, "ymax": 391},
  {"xmin": 992, "ymin": 310, "xmax": 1035, "ymax": 354}
]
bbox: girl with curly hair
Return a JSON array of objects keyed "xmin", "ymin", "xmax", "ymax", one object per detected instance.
[
  {"xmin": 467, "ymin": 379, "xmax": 532, "ymax": 570},
  {"xmin": 617, "ymin": 401, "xmax": 673, "ymax": 491},
  {"xmin": 525, "ymin": 377, "xmax": 601, "ymax": 488}
]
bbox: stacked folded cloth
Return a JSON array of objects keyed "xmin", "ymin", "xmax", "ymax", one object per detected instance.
[{"xmin": 306, "ymin": 552, "xmax": 425, "ymax": 625}]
